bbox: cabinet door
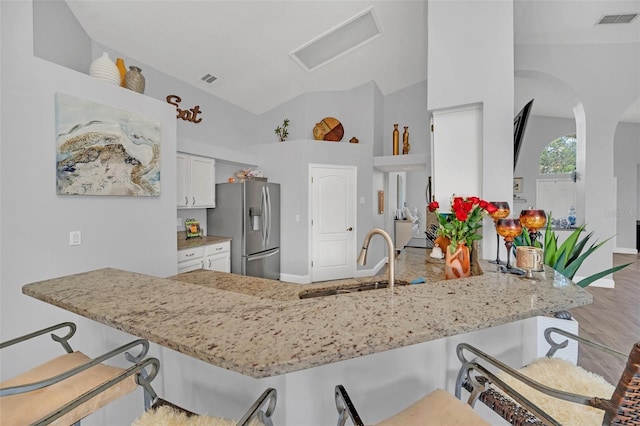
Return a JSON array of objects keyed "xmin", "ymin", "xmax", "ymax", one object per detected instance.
[
  {"xmin": 176, "ymin": 153, "xmax": 190, "ymax": 207},
  {"xmin": 205, "ymin": 253, "xmax": 230, "ymax": 272},
  {"xmin": 190, "ymin": 156, "xmax": 215, "ymax": 208},
  {"xmin": 178, "ymin": 258, "xmax": 204, "ymax": 274}
]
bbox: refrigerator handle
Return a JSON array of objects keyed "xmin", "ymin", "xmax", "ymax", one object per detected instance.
[
  {"xmin": 246, "ymin": 248, "xmax": 280, "ymax": 261},
  {"xmin": 266, "ymin": 186, "xmax": 271, "ymax": 245},
  {"xmin": 261, "ymin": 186, "xmax": 268, "ymax": 243}
]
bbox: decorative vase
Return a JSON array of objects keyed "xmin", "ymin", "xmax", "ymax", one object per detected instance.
[
  {"xmin": 402, "ymin": 126, "xmax": 410, "ymax": 154},
  {"xmin": 445, "ymin": 242, "xmax": 472, "ymax": 280},
  {"xmin": 89, "ymin": 52, "xmax": 120, "ymax": 85},
  {"xmin": 115, "ymin": 58, "xmax": 127, "ymax": 87},
  {"xmin": 392, "ymin": 124, "xmax": 399, "ymax": 155},
  {"xmin": 125, "ymin": 66, "xmax": 145, "ymax": 93}
]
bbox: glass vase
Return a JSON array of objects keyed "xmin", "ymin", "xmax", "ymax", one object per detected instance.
[{"xmin": 445, "ymin": 242, "xmax": 471, "ymax": 280}]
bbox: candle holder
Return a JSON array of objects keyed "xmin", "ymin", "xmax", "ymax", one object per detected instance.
[
  {"xmin": 519, "ymin": 209, "xmax": 547, "ymax": 245},
  {"xmin": 488, "ymin": 201, "xmax": 510, "ymax": 265},
  {"xmin": 496, "ymin": 218, "xmax": 523, "ymax": 274}
]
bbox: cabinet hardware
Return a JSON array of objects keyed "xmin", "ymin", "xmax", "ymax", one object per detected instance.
[
  {"xmin": 192, "ymin": 197, "xmax": 196, "ymax": 206},
  {"xmin": 186, "ymin": 253, "xmax": 195, "ymax": 257},
  {"xmin": 185, "ymin": 196, "xmax": 188, "ymax": 206},
  {"xmin": 347, "ymin": 227, "xmax": 353, "ymax": 231}
]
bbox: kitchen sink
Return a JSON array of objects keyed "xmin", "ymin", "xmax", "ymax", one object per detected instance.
[{"xmin": 299, "ymin": 280, "xmax": 409, "ymax": 299}]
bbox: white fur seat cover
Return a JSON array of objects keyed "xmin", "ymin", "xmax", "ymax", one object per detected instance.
[
  {"xmin": 497, "ymin": 357, "xmax": 615, "ymax": 426},
  {"xmin": 132, "ymin": 404, "xmax": 264, "ymax": 426}
]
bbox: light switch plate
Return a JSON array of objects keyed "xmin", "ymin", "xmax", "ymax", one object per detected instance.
[{"xmin": 69, "ymin": 231, "xmax": 81, "ymax": 246}]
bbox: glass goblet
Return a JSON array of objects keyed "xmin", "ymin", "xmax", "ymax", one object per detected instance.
[
  {"xmin": 496, "ymin": 218, "xmax": 523, "ymax": 271},
  {"xmin": 520, "ymin": 209, "xmax": 547, "ymax": 245},
  {"xmin": 488, "ymin": 201, "xmax": 510, "ymax": 264}
]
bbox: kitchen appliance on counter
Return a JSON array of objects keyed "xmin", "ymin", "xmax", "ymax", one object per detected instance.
[{"xmin": 207, "ymin": 178, "xmax": 280, "ymax": 280}]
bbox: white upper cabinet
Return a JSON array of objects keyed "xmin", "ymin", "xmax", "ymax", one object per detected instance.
[{"xmin": 177, "ymin": 153, "xmax": 215, "ymax": 208}]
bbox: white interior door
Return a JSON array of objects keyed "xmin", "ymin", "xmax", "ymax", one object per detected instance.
[
  {"xmin": 310, "ymin": 165, "xmax": 357, "ymax": 282},
  {"xmin": 431, "ymin": 104, "xmax": 482, "ymax": 208}
]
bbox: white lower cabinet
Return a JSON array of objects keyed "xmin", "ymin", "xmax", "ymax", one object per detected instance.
[
  {"xmin": 204, "ymin": 241, "xmax": 231, "ymax": 273},
  {"xmin": 178, "ymin": 241, "xmax": 230, "ymax": 273}
]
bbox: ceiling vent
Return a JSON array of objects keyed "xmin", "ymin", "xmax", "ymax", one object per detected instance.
[
  {"xmin": 290, "ymin": 7, "xmax": 381, "ymax": 72},
  {"xmin": 596, "ymin": 13, "xmax": 638, "ymax": 24},
  {"xmin": 200, "ymin": 73, "xmax": 218, "ymax": 84}
]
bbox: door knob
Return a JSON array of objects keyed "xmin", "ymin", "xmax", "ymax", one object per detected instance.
[{"xmin": 347, "ymin": 227, "xmax": 353, "ymax": 231}]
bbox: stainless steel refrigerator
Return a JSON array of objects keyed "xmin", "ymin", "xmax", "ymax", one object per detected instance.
[{"xmin": 207, "ymin": 178, "xmax": 280, "ymax": 280}]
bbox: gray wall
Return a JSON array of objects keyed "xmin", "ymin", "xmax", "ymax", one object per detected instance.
[
  {"xmin": 91, "ymin": 43, "xmax": 257, "ymax": 152},
  {"xmin": 383, "ymin": 79, "xmax": 430, "ymax": 233},
  {"xmin": 33, "ymin": 0, "xmax": 91, "ymax": 73},
  {"xmin": 614, "ymin": 121, "xmax": 640, "ymax": 251},
  {"xmin": 254, "ymin": 81, "xmax": 378, "ymax": 147},
  {"xmin": 1, "ymin": 2, "xmax": 177, "ymax": 424}
]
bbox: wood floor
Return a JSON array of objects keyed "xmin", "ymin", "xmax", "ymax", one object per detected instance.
[{"xmin": 569, "ymin": 253, "xmax": 640, "ymax": 384}]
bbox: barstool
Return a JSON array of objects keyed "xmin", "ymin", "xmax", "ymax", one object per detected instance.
[
  {"xmin": 133, "ymin": 387, "xmax": 277, "ymax": 426},
  {"xmin": 1, "ymin": 322, "xmax": 277, "ymax": 426},
  {"xmin": 0, "ymin": 322, "xmax": 159, "ymax": 425},
  {"xmin": 335, "ymin": 385, "xmax": 489, "ymax": 426}
]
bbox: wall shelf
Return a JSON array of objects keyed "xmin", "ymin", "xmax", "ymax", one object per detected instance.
[{"xmin": 373, "ymin": 153, "xmax": 427, "ymax": 172}]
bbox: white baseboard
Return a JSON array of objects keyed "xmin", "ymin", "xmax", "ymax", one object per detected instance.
[
  {"xmin": 280, "ymin": 273, "xmax": 311, "ymax": 284},
  {"xmin": 614, "ymin": 247, "xmax": 638, "ymax": 255},
  {"xmin": 573, "ymin": 275, "xmax": 615, "ymax": 289},
  {"xmin": 355, "ymin": 256, "xmax": 388, "ymax": 278}
]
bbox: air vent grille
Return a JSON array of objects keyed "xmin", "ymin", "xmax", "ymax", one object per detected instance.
[
  {"xmin": 597, "ymin": 13, "xmax": 638, "ymax": 24},
  {"xmin": 200, "ymin": 73, "xmax": 218, "ymax": 84}
]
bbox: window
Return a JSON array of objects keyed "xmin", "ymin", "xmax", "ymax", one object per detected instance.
[{"xmin": 539, "ymin": 135, "xmax": 576, "ymax": 174}]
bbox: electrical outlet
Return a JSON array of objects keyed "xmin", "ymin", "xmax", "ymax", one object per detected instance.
[
  {"xmin": 360, "ymin": 197, "xmax": 365, "ymax": 205},
  {"xmin": 176, "ymin": 218, "xmax": 182, "ymax": 227},
  {"xmin": 69, "ymin": 231, "xmax": 81, "ymax": 246},
  {"xmin": 295, "ymin": 214, "xmax": 300, "ymax": 222}
]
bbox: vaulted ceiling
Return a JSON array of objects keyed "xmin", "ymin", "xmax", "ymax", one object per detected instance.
[{"xmin": 66, "ymin": 0, "xmax": 639, "ymax": 121}]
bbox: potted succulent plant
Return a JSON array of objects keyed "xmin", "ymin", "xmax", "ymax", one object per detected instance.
[
  {"xmin": 274, "ymin": 118, "xmax": 290, "ymax": 142},
  {"xmin": 514, "ymin": 214, "xmax": 631, "ymax": 288}
]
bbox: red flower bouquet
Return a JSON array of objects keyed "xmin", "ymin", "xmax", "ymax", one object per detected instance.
[{"xmin": 428, "ymin": 196, "xmax": 497, "ymax": 253}]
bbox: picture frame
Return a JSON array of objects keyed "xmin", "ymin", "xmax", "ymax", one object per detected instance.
[
  {"xmin": 513, "ymin": 177, "xmax": 524, "ymax": 193},
  {"xmin": 378, "ymin": 190, "xmax": 384, "ymax": 214},
  {"xmin": 55, "ymin": 93, "xmax": 161, "ymax": 197},
  {"xmin": 185, "ymin": 219, "xmax": 202, "ymax": 239}
]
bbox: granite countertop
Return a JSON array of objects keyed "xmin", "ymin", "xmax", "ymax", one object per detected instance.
[
  {"xmin": 22, "ymin": 248, "xmax": 592, "ymax": 378},
  {"xmin": 177, "ymin": 231, "xmax": 231, "ymax": 250}
]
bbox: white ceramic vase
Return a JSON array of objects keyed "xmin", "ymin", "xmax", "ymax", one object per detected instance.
[{"xmin": 89, "ymin": 52, "xmax": 120, "ymax": 85}]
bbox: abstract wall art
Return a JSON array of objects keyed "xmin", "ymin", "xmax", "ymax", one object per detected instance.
[{"xmin": 55, "ymin": 93, "xmax": 161, "ymax": 196}]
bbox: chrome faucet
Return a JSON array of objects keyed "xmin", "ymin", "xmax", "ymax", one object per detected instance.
[{"xmin": 357, "ymin": 228, "xmax": 395, "ymax": 291}]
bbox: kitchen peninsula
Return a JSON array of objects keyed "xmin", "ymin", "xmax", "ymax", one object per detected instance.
[{"xmin": 22, "ymin": 248, "xmax": 592, "ymax": 424}]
